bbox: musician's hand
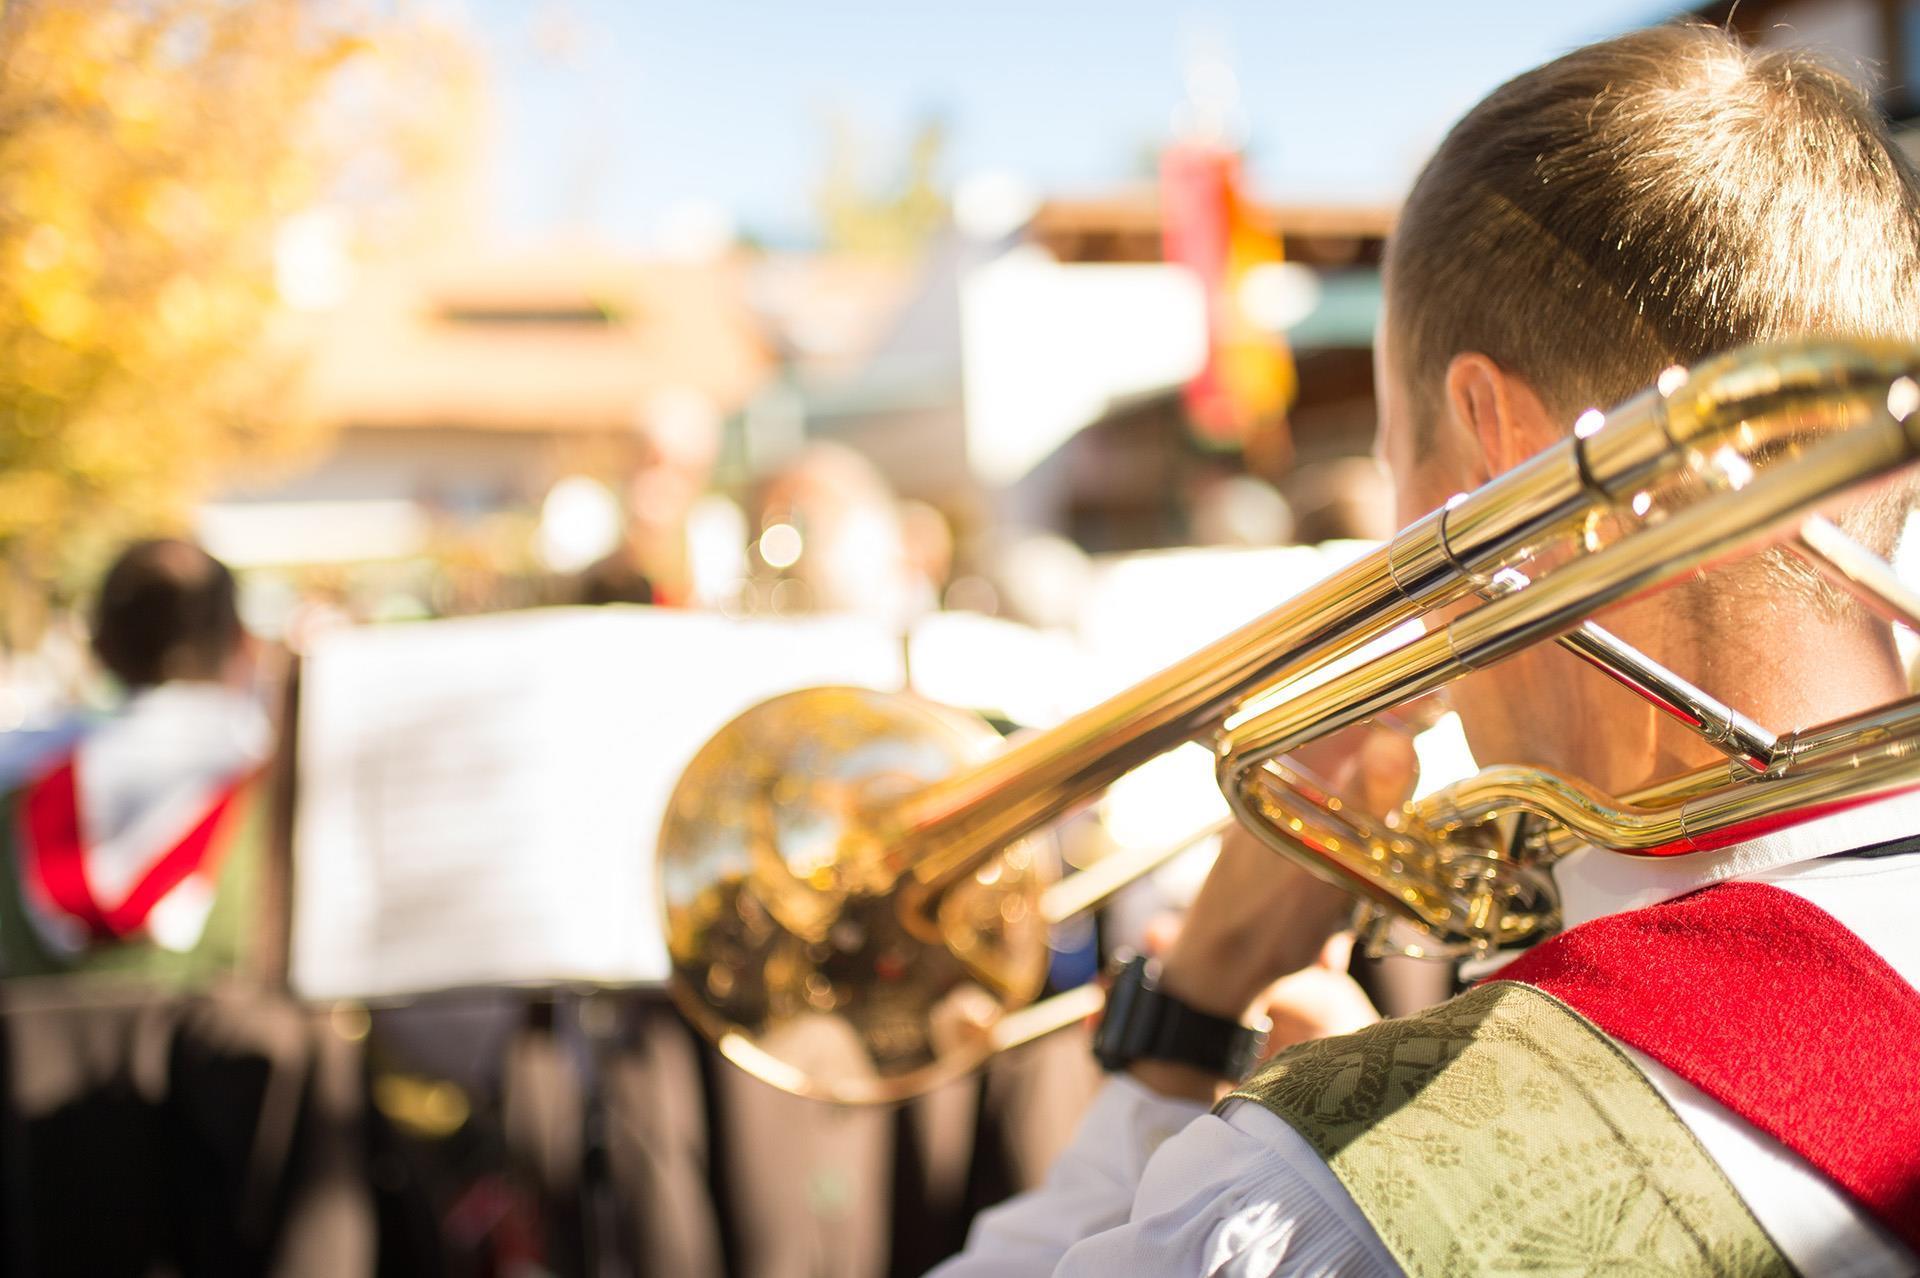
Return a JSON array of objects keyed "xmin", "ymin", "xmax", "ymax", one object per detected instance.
[
  {"xmin": 1125, "ymin": 721, "xmax": 1416, "ymax": 1103},
  {"xmin": 1129, "ymin": 902, "xmax": 1383, "ymax": 1103},
  {"xmin": 1258, "ymin": 931, "xmax": 1380, "ymax": 1056},
  {"xmin": 1156, "ymin": 721, "xmax": 1417, "ymax": 1024},
  {"xmin": 1152, "ymin": 823, "xmax": 1352, "ymax": 1025}
]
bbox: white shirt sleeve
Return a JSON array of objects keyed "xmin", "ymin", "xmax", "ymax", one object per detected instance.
[
  {"xmin": 927, "ymin": 1075, "xmax": 1207, "ymax": 1278},
  {"xmin": 930, "ymin": 1078, "xmax": 1402, "ymax": 1278},
  {"xmin": 932, "ymin": 852, "xmax": 1920, "ymax": 1276}
]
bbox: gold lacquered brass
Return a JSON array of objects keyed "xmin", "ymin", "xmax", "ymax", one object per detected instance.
[
  {"xmin": 658, "ymin": 687, "xmax": 1052, "ymax": 1103},
  {"xmin": 660, "ymin": 340, "xmax": 1920, "ymax": 1104}
]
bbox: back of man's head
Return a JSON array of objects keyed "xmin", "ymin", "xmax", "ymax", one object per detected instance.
[
  {"xmin": 1391, "ymin": 23, "xmax": 1920, "ymax": 423},
  {"xmin": 1389, "ymin": 21, "xmax": 1920, "ymax": 582},
  {"xmin": 92, "ymin": 539, "xmax": 244, "ymax": 690}
]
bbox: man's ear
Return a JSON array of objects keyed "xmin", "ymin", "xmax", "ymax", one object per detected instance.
[{"xmin": 1443, "ymin": 353, "xmax": 1560, "ymax": 479}]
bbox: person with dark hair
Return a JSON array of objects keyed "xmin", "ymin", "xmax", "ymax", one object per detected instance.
[
  {"xmin": 90, "ymin": 538, "xmax": 248, "ymax": 689},
  {"xmin": 0, "ymin": 538, "xmax": 270, "ymax": 979},
  {"xmin": 0, "ymin": 543, "xmax": 395, "ymax": 1274},
  {"xmin": 935, "ymin": 24, "xmax": 1920, "ymax": 1275}
]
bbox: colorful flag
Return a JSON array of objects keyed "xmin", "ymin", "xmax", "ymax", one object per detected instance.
[{"xmin": 1160, "ymin": 143, "xmax": 1297, "ymax": 451}]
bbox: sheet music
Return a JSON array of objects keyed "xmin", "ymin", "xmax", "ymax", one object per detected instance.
[{"xmin": 290, "ymin": 607, "xmax": 905, "ymax": 1000}]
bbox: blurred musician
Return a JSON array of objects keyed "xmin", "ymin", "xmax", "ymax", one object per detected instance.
[
  {"xmin": 0, "ymin": 538, "xmax": 271, "ymax": 980},
  {"xmin": 937, "ymin": 24, "xmax": 1920, "ymax": 1275},
  {"xmin": 0, "ymin": 542, "xmax": 386, "ymax": 1278}
]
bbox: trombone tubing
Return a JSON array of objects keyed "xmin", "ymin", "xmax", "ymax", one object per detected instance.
[
  {"xmin": 895, "ymin": 341, "xmax": 1920, "ymax": 896},
  {"xmin": 1518, "ymin": 692, "xmax": 1920, "ymax": 859},
  {"xmin": 1218, "ymin": 387, "xmax": 1920, "ymax": 778},
  {"xmin": 1426, "ymin": 717, "xmax": 1920, "ymax": 857}
]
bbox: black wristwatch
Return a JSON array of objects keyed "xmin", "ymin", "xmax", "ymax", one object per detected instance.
[{"xmin": 1091, "ymin": 954, "xmax": 1269, "ymax": 1079}]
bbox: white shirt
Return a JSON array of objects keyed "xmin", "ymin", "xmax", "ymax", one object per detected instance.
[{"xmin": 933, "ymin": 794, "xmax": 1920, "ymax": 1278}]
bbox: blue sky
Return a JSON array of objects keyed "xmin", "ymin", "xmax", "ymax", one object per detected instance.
[{"xmin": 462, "ymin": 1, "xmax": 1684, "ymax": 248}]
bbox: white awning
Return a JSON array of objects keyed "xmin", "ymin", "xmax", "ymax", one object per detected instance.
[{"xmin": 194, "ymin": 499, "xmax": 431, "ymax": 567}]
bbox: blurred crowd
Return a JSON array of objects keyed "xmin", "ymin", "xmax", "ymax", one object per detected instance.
[
  {"xmin": 4, "ymin": 398, "xmax": 1396, "ymax": 741},
  {"xmin": 0, "ymin": 407, "xmax": 1400, "ymax": 1277}
]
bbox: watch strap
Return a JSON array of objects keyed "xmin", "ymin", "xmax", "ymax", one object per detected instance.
[{"xmin": 1092, "ymin": 954, "xmax": 1268, "ymax": 1079}]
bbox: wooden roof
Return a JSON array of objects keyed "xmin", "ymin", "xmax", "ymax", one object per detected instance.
[
  {"xmin": 294, "ymin": 247, "xmax": 775, "ymax": 432},
  {"xmin": 1028, "ymin": 192, "xmax": 1395, "ymax": 267}
]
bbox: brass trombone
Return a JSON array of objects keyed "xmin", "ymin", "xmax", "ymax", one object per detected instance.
[{"xmin": 658, "ymin": 339, "xmax": 1920, "ymax": 1104}]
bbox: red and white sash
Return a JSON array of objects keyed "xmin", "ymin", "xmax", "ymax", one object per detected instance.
[
  {"xmin": 12, "ymin": 684, "xmax": 267, "ymax": 957},
  {"xmin": 20, "ymin": 757, "xmax": 249, "ymax": 946},
  {"xmin": 1489, "ymin": 881, "xmax": 1920, "ymax": 1253}
]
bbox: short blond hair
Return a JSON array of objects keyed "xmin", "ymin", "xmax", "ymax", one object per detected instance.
[{"xmin": 1388, "ymin": 23, "xmax": 1920, "ymax": 598}]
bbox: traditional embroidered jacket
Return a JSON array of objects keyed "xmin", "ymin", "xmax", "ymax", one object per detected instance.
[{"xmin": 1227, "ymin": 878, "xmax": 1920, "ymax": 1275}]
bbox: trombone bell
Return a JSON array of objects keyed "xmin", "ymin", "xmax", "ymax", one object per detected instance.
[{"xmin": 658, "ymin": 687, "xmax": 1054, "ymax": 1104}]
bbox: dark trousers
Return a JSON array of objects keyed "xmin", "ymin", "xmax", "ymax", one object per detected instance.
[{"xmin": 0, "ymin": 981, "xmax": 386, "ymax": 1277}]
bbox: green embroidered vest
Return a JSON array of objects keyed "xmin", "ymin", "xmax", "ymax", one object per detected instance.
[{"xmin": 1225, "ymin": 981, "xmax": 1795, "ymax": 1277}]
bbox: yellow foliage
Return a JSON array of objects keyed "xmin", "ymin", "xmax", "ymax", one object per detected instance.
[{"xmin": 0, "ymin": 0, "xmax": 478, "ymax": 609}]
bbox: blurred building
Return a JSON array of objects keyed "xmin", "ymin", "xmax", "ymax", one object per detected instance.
[
  {"xmin": 736, "ymin": 252, "xmax": 920, "ymax": 480},
  {"xmin": 1010, "ymin": 196, "xmax": 1390, "ymax": 550},
  {"xmin": 205, "ymin": 188, "xmax": 1391, "ymax": 597},
  {"xmin": 790, "ymin": 193, "xmax": 1392, "ymax": 555},
  {"xmin": 200, "ymin": 249, "xmax": 774, "ymax": 570}
]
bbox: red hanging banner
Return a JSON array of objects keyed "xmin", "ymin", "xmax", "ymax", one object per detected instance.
[{"xmin": 1159, "ymin": 143, "xmax": 1296, "ymax": 451}]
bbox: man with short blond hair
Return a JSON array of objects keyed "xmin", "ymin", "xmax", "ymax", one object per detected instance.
[{"xmin": 937, "ymin": 23, "xmax": 1920, "ymax": 1275}]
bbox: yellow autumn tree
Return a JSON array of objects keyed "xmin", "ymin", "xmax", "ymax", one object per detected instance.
[{"xmin": 0, "ymin": 0, "xmax": 477, "ymax": 639}]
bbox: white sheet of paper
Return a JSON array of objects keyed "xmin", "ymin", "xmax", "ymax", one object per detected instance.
[{"xmin": 290, "ymin": 607, "xmax": 905, "ymax": 1000}]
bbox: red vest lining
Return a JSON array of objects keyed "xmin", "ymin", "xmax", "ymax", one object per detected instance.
[{"xmin": 1488, "ymin": 880, "xmax": 1920, "ymax": 1253}]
